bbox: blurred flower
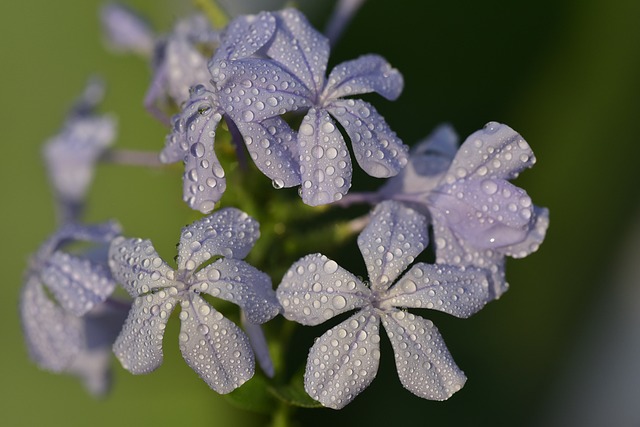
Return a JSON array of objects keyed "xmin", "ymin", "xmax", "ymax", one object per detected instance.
[
  {"xmin": 43, "ymin": 77, "xmax": 116, "ymax": 223},
  {"xmin": 20, "ymin": 221, "xmax": 124, "ymax": 395}
]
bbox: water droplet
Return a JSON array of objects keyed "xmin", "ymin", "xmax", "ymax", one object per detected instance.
[
  {"xmin": 481, "ymin": 179, "xmax": 498, "ymax": 195},
  {"xmin": 300, "ymin": 123, "xmax": 314, "ymax": 136},
  {"xmin": 332, "ymin": 295, "xmax": 347, "ymax": 310},
  {"xmin": 242, "ymin": 110, "xmax": 254, "ymax": 122},
  {"xmin": 323, "ymin": 259, "xmax": 338, "ymax": 274}
]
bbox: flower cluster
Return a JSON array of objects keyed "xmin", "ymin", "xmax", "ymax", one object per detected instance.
[{"xmin": 20, "ymin": 1, "xmax": 548, "ymax": 415}]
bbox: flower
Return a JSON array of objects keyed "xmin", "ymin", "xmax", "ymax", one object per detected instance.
[
  {"xmin": 211, "ymin": 9, "xmax": 408, "ymax": 205},
  {"xmin": 347, "ymin": 122, "xmax": 549, "ymax": 297},
  {"xmin": 43, "ymin": 78, "xmax": 116, "ymax": 223},
  {"xmin": 276, "ymin": 201, "xmax": 491, "ymax": 408},
  {"xmin": 101, "ymin": 3, "xmax": 218, "ymax": 121},
  {"xmin": 19, "ymin": 221, "xmax": 124, "ymax": 394},
  {"xmin": 108, "ymin": 208, "xmax": 280, "ymax": 393}
]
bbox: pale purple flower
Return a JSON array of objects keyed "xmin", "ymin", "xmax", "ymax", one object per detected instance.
[
  {"xmin": 210, "ymin": 9, "xmax": 407, "ymax": 205},
  {"xmin": 277, "ymin": 201, "xmax": 491, "ymax": 408},
  {"xmin": 346, "ymin": 122, "xmax": 549, "ymax": 298},
  {"xmin": 43, "ymin": 78, "xmax": 116, "ymax": 223},
  {"xmin": 101, "ymin": 4, "xmax": 218, "ymax": 122},
  {"xmin": 108, "ymin": 208, "xmax": 280, "ymax": 393},
  {"xmin": 20, "ymin": 221, "xmax": 124, "ymax": 394},
  {"xmin": 100, "ymin": 3, "xmax": 155, "ymax": 56}
]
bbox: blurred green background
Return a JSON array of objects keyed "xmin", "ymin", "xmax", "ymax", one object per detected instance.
[{"xmin": 2, "ymin": 0, "xmax": 640, "ymax": 426}]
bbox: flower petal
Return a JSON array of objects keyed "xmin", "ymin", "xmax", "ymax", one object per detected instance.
[
  {"xmin": 269, "ymin": 9, "xmax": 330, "ymax": 95},
  {"xmin": 179, "ymin": 294, "xmax": 254, "ymax": 393},
  {"xmin": 113, "ymin": 292, "xmax": 177, "ymax": 374},
  {"xmin": 194, "ymin": 258, "xmax": 279, "ymax": 324},
  {"xmin": 43, "ymin": 114, "xmax": 116, "ymax": 204},
  {"xmin": 212, "ymin": 57, "xmax": 313, "ymax": 121},
  {"xmin": 162, "ymin": 87, "xmax": 226, "ymax": 213},
  {"xmin": 505, "ymin": 206, "xmax": 550, "ymax": 258},
  {"xmin": 108, "ymin": 237, "xmax": 176, "ymax": 298},
  {"xmin": 41, "ymin": 251, "xmax": 116, "ymax": 316},
  {"xmin": 177, "ymin": 208, "xmax": 260, "ymax": 270},
  {"xmin": 214, "ymin": 11, "xmax": 275, "ymax": 61},
  {"xmin": 277, "ymin": 253, "xmax": 370, "ymax": 326},
  {"xmin": 233, "ymin": 116, "xmax": 301, "ymax": 187},
  {"xmin": 378, "ymin": 124, "xmax": 458, "ymax": 201},
  {"xmin": 161, "ymin": 86, "xmax": 218, "ymax": 163},
  {"xmin": 431, "ymin": 216, "xmax": 508, "ymax": 298},
  {"xmin": 357, "ymin": 201, "xmax": 428, "ymax": 291},
  {"xmin": 20, "ymin": 277, "xmax": 83, "ymax": 372},
  {"xmin": 34, "ymin": 221, "xmax": 122, "ymax": 270},
  {"xmin": 323, "ymin": 54, "xmax": 403, "ymax": 101},
  {"xmin": 304, "ymin": 309, "xmax": 381, "ymax": 409},
  {"xmin": 298, "ymin": 108, "xmax": 352, "ymax": 206},
  {"xmin": 381, "ymin": 310, "xmax": 466, "ymax": 400},
  {"xmin": 385, "ymin": 263, "xmax": 491, "ymax": 318},
  {"xmin": 241, "ymin": 311, "xmax": 274, "ymax": 378},
  {"xmin": 100, "ymin": 3, "xmax": 155, "ymax": 56},
  {"xmin": 328, "ymin": 99, "xmax": 408, "ymax": 178},
  {"xmin": 448, "ymin": 121, "xmax": 535, "ymax": 181},
  {"xmin": 163, "ymin": 37, "xmax": 212, "ymax": 105},
  {"xmin": 429, "ymin": 178, "xmax": 534, "ymax": 249}
]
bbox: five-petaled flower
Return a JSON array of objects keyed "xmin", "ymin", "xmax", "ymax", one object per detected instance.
[
  {"xmin": 108, "ymin": 208, "xmax": 280, "ymax": 393},
  {"xmin": 163, "ymin": 8, "xmax": 407, "ymax": 213},
  {"xmin": 347, "ymin": 122, "xmax": 549, "ymax": 298},
  {"xmin": 276, "ymin": 201, "xmax": 492, "ymax": 408}
]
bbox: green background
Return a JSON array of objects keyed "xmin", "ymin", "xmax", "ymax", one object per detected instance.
[{"xmin": 2, "ymin": 0, "xmax": 640, "ymax": 426}]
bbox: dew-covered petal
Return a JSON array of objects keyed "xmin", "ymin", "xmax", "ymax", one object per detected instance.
[
  {"xmin": 233, "ymin": 116, "xmax": 301, "ymax": 187},
  {"xmin": 213, "ymin": 11, "xmax": 276, "ymax": 61},
  {"xmin": 100, "ymin": 3, "xmax": 155, "ymax": 56},
  {"xmin": 277, "ymin": 253, "xmax": 370, "ymax": 326},
  {"xmin": 449, "ymin": 122, "xmax": 535, "ymax": 181},
  {"xmin": 108, "ymin": 237, "xmax": 176, "ymax": 298},
  {"xmin": 41, "ymin": 251, "xmax": 116, "ymax": 316},
  {"xmin": 385, "ymin": 264, "xmax": 491, "ymax": 318},
  {"xmin": 431, "ymin": 215, "xmax": 508, "ymax": 298},
  {"xmin": 323, "ymin": 54, "xmax": 403, "ymax": 101},
  {"xmin": 357, "ymin": 201, "xmax": 428, "ymax": 291},
  {"xmin": 43, "ymin": 114, "xmax": 116, "ymax": 203},
  {"xmin": 163, "ymin": 88, "xmax": 226, "ymax": 213},
  {"xmin": 241, "ymin": 311, "xmax": 274, "ymax": 378},
  {"xmin": 304, "ymin": 309, "xmax": 381, "ymax": 409},
  {"xmin": 429, "ymin": 178, "xmax": 534, "ymax": 249},
  {"xmin": 173, "ymin": 13, "xmax": 217, "ymax": 43},
  {"xmin": 298, "ymin": 108, "xmax": 352, "ymax": 206},
  {"xmin": 328, "ymin": 99, "xmax": 408, "ymax": 178},
  {"xmin": 35, "ymin": 220, "xmax": 122, "ymax": 267},
  {"xmin": 113, "ymin": 292, "xmax": 177, "ymax": 374},
  {"xmin": 194, "ymin": 257, "xmax": 279, "ymax": 324},
  {"xmin": 177, "ymin": 208, "xmax": 260, "ymax": 271},
  {"xmin": 378, "ymin": 124, "xmax": 458, "ymax": 201},
  {"xmin": 182, "ymin": 130, "xmax": 227, "ymax": 214},
  {"xmin": 382, "ymin": 310, "xmax": 466, "ymax": 400},
  {"xmin": 505, "ymin": 206, "xmax": 550, "ymax": 259},
  {"xmin": 163, "ymin": 37, "xmax": 212, "ymax": 105},
  {"xmin": 161, "ymin": 85, "xmax": 219, "ymax": 163},
  {"xmin": 268, "ymin": 8, "xmax": 330, "ymax": 95},
  {"xmin": 212, "ymin": 57, "xmax": 313, "ymax": 122},
  {"xmin": 20, "ymin": 277, "xmax": 84, "ymax": 372},
  {"xmin": 179, "ymin": 294, "xmax": 254, "ymax": 394}
]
